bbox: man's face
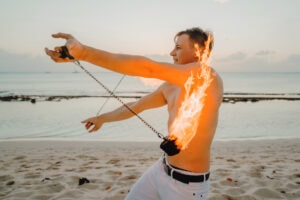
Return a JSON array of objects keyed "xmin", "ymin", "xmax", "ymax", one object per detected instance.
[{"xmin": 170, "ymin": 34, "xmax": 197, "ymax": 64}]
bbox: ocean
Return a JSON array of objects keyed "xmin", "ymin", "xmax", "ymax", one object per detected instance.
[{"xmin": 0, "ymin": 71, "xmax": 299, "ymax": 141}]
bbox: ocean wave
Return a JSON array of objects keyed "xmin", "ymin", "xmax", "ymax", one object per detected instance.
[{"xmin": 0, "ymin": 90, "xmax": 10, "ymax": 94}]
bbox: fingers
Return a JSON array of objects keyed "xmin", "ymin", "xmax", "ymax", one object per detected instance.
[
  {"xmin": 89, "ymin": 125, "xmax": 99, "ymax": 133},
  {"xmin": 54, "ymin": 46, "xmax": 62, "ymax": 52},
  {"xmin": 81, "ymin": 119, "xmax": 90, "ymax": 124},
  {"xmin": 81, "ymin": 118, "xmax": 100, "ymax": 133},
  {"xmin": 86, "ymin": 122, "xmax": 100, "ymax": 133},
  {"xmin": 52, "ymin": 32, "xmax": 74, "ymax": 40},
  {"xmin": 44, "ymin": 47, "xmax": 59, "ymax": 61},
  {"xmin": 83, "ymin": 121, "xmax": 94, "ymax": 132},
  {"xmin": 85, "ymin": 122, "xmax": 93, "ymax": 128},
  {"xmin": 44, "ymin": 47, "xmax": 70, "ymax": 63}
]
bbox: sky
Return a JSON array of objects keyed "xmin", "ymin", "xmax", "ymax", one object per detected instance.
[{"xmin": 0, "ymin": 0, "xmax": 299, "ymax": 72}]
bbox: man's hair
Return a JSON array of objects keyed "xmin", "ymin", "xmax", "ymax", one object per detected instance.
[{"xmin": 175, "ymin": 27, "xmax": 214, "ymax": 52}]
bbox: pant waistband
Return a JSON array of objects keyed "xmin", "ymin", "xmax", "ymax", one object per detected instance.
[{"xmin": 162, "ymin": 157, "xmax": 210, "ymax": 184}]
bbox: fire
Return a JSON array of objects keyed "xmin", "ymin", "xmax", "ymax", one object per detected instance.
[
  {"xmin": 168, "ymin": 34, "xmax": 213, "ymax": 150},
  {"xmin": 168, "ymin": 65, "xmax": 213, "ymax": 150}
]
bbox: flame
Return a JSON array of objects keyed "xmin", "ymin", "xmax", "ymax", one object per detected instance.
[{"xmin": 169, "ymin": 34, "xmax": 213, "ymax": 150}]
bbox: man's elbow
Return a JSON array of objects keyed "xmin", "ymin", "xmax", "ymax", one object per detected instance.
[
  {"xmin": 118, "ymin": 56, "xmax": 155, "ymax": 78},
  {"xmin": 136, "ymin": 57, "xmax": 160, "ymax": 78}
]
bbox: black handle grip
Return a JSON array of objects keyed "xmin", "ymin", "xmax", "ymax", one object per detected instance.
[
  {"xmin": 59, "ymin": 46, "xmax": 75, "ymax": 60},
  {"xmin": 160, "ymin": 138, "xmax": 180, "ymax": 156}
]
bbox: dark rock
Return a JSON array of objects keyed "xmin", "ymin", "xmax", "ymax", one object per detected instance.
[
  {"xmin": 6, "ymin": 181, "xmax": 15, "ymax": 185},
  {"xmin": 79, "ymin": 177, "xmax": 90, "ymax": 186},
  {"xmin": 42, "ymin": 177, "xmax": 51, "ymax": 182}
]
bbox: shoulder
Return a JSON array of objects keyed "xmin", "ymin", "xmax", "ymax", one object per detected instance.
[
  {"xmin": 209, "ymin": 67, "xmax": 223, "ymax": 91},
  {"xmin": 185, "ymin": 64, "xmax": 223, "ymax": 104},
  {"xmin": 205, "ymin": 66, "xmax": 224, "ymax": 104}
]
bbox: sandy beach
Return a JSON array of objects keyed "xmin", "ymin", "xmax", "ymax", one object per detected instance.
[{"xmin": 0, "ymin": 139, "xmax": 299, "ymax": 200}]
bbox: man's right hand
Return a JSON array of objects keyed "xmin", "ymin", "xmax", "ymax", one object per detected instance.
[{"xmin": 45, "ymin": 33, "xmax": 85, "ymax": 63}]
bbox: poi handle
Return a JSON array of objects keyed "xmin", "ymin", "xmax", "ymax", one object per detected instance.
[
  {"xmin": 160, "ymin": 137, "xmax": 180, "ymax": 156},
  {"xmin": 59, "ymin": 46, "xmax": 75, "ymax": 60}
]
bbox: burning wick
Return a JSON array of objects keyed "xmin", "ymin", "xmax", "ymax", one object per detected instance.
[{"xmin": 160, "ymin": 137, "xmax": 180, "ymax": 156}]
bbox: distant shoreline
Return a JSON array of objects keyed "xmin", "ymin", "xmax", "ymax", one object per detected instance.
[{"xmin": 1, "ymin": 93, "xmax": 300, "ymax": 103}]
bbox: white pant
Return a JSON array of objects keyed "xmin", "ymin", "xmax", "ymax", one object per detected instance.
[{"xmin": 125, "ymin": 157, "xmax": 210, "ymax": 200}]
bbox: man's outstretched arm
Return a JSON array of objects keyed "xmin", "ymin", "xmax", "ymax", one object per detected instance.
[{"xmin": 45, "ymin": 33, "xmax": 191, "ymax": 87}]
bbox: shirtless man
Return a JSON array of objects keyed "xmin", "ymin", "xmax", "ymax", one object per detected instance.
[{"xmin": 45, "ymin": 27, "xmax": 223, "ymax": 200}]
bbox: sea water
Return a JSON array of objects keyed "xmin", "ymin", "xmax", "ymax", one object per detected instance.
[{"xmin": 0, "ymin": 71, "xmax": 299, "ymax": 141}]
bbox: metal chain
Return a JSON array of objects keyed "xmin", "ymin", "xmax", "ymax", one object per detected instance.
[
  {"xmin": 73, "ymin": 61, "xmax": 165, "ymax": 140},
  {"xmin": 96, "ymin": 74, "xmax": 125, "ymax": 116}
]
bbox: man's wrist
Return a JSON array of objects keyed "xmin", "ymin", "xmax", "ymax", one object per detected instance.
[{"xmin": 78, "ymin": 44, "xmax": 88, "ymax": 60}]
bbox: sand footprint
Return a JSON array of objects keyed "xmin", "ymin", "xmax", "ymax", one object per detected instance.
[
  {"xmin": 106, "ymin": 158, "xmax": 120, "ymax": 165},
  {"xmin": 253, "ymin": 187, "xmax": 284, "ymax": 199}
]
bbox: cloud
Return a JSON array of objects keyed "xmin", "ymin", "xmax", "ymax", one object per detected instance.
[
  {"xmin": 213, "ymin": 0, "xmax": 230, "ymax": 4},
  {"xmin": 0, "ymin": 49, "xmax": 49, "ymax": 72},
  {"xmin": 217, "ymin": 52, "xmax": 247, "ymax": 62},
  {"xmin": 255, "ymin": 50, "xmax": 276, "ymax": 56},
  {"xmin": 280, "ymin": 54, "xmax": 300, "ymax": 71},
  {"xmin": 0, "ymin": 49, "xmax": 89, "ymax": 72},
  {"xmin": 213, "ymin": 51, "xmax": 300, "ymax": 72},
  {"xmin": 145, "ymin": 54, "xmax": 172, "ymax": 63}
]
